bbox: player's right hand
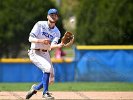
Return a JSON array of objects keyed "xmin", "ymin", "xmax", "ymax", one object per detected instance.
[{"xmin": 38, "ymin": 39, "xmax": 51, "ymax": 45}]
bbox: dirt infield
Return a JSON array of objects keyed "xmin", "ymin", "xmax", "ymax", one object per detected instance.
[{"xmin": 0, "ymin": 91, "xmax": 133, "ymax": 99}]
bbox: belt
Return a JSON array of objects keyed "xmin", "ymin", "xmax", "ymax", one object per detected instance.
[{"xmin": 34, "ymin": 49, "xmax": 48, "ymax": 52}]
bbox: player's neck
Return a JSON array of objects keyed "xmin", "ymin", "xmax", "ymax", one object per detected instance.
[{"xmin": 48, "ymin": 21, "xmax": 55, "ymax": 29}]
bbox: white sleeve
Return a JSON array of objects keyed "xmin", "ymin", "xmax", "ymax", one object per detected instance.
[
  {"xmin": 29, "ymin": 22, "xmax": 40, "ymax": 38},
  {"xmin": 51, "ymin": 31, "xmax": 61, "ymax": 45},
  {"xmin": 51, "ymin": 37, "xmax": 60, "ymax": 45}
]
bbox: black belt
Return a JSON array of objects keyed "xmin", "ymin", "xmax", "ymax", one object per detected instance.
[{"xmin": 34, "ymin": 49, "xmax": 48, "ymax": 52}]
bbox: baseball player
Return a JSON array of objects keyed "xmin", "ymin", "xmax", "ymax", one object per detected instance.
[{"xmin": 26, "ymin": 8, "xmax": 64, "ymax": 99}]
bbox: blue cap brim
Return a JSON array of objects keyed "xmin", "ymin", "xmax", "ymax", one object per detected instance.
[{"xmin": 48, "ymin": 8, "xmax": 58, "ymax": 15}]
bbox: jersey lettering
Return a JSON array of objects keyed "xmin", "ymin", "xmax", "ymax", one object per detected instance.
[{"xmin": 42, "ymin": 32, "xmax": 54, "ymax": 40}]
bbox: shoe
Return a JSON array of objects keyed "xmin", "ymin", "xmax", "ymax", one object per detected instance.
[
  {"xmin": 25, "ymin": 84, "xmax": 37, "ymax": 99},
  {"xmin": 42, "ymin": 92, "xmax": 54, "ymax": 99}
]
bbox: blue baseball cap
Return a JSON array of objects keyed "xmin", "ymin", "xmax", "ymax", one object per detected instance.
[{"xmin": 48, "ymin": 8, "xmax": 58, "ymax": 15}]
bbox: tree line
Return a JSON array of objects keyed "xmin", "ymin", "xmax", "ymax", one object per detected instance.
[
  {"xmin": 0, "ymin": 0, "xmax": 64, "ymax": 58},
  {"xmin": 0, "ymin": 0, "xmax": 133, "ymax": 57},
  {"xmin": 76, "ymin": 0, "xmax": 133, "ymax": 45}
]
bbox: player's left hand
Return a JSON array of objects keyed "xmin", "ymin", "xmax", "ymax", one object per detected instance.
[
  {"xmin": 61, "ymin": 31, "xmax": 74, "ymax": 47},
  {"xmin": 57, "ymin": 43, "xmax": 64, "ymax": 48}
]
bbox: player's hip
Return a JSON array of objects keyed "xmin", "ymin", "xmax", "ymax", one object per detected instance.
[{"xmin": 28, "ymin": 49, "xmax": 52, "ymax": 72}]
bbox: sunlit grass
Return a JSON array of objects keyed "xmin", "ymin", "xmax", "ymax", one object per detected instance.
[{"xmin": 0, "ymin": 82, "xmax": 133, "ymax": 91}]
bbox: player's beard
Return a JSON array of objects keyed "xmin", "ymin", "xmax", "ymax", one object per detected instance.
[
  {"xmin": 49, "ymin": 17, "xmax": 58, "ymax": 23},
  {"xmin": 49, "ymin": 20, "xmax": 56, "ymax": 23}
]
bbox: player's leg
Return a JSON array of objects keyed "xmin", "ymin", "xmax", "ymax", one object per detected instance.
[
  {"xmin": 34, "ymin": 82, "xmax": 43, "ymax": 90},
  {"xmin": 34, "ymin": 72, "xmax": 54, "ymax": 99},
  {"xmin": 42, "ymin": 72, "xmax": 50, "ymax": 94},
  {"xmin": 40, "ymin": 52, "xmax": 54, "ymax": 99},
  {"xmin": 42, "ymin": 72, "xmax": 54, "ymax": 99},
  {"xmin": 25, "ymin": 84, "xmax": 37, "ymax": 99},
  {"xmin": 26, "ymin": 50, "xmax": 44, "ymax": 99},
  {"xmin": 27, "ymin": 51, "xmax": 54, "ymax": 99},
  {"xmin": 25, "ymin": 73, "xmax": 48, "ymax": 99},
  {"xmin": 33, "ymin": 72, "xmax": 50, "ymax": 92},
  {"xmin": 27, "ymin": 50, "xmax": 49, "ymax": 91}
]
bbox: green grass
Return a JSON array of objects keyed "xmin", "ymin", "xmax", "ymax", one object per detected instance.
[{"xmin": 0, "ymin": 82, "xmax": 133, "ymax": 91}]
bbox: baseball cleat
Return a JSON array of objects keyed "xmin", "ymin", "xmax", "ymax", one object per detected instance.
[
  {"xmin": 42, "ymin": 92, "xmax": 54, "ymax": 99},
  {"xmin": 25, "ymin": 84, "xmax": 37, "ymax": 99}
]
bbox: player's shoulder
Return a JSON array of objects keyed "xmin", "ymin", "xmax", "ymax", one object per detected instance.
[
  {"xmin": 37, "ymin": 21, "xmax": 47, "ymax": 25},
  {"xmin": 53, "ymin": 27, "xmax": 61, "ymax": 37},
  {"xmin": 34, "ymin": 21, "xmax": 47, "ymax": 28},
  {"xmin": 54, "ymin": 26, "xmax": 60, "ymax": 34}
]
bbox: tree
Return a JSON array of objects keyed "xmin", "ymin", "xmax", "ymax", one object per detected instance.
[
  {"xmin": 0, "ymin": 0, "xmax": 64, "ymax": 58},
  {"xmin": 76, "ymin": 0, "xmax": 133, "ymax": 45}
]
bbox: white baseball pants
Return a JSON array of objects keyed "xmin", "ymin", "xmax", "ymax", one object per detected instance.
[{"xmin": 28, "ymin": 50, "xmax": 54, "ymax": 74}]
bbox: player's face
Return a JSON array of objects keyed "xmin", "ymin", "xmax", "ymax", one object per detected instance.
[{"xmin": 47, "ymin": 14, "xmax": 58, "ymax": 23}]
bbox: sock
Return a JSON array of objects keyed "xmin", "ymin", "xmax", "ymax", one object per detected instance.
[
  {"xmin": 34, "ymin": 82, "xmax": 43, "ymax": 90},
  {"xmin": 34, "ymin": 73, "xmax": 47, "ymax": 90},
  {"xmin": 42, "ymin": 72, "xmax": 50, "ymax": 94}
]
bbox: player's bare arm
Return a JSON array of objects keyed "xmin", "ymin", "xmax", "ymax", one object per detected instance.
[
  {"xmin": 29, "ymin": 37, "xmax": 50, "ymax": 45},
  {"xmin": 50, "ymin": 43, "xmax": 64, "ymax": 49}
]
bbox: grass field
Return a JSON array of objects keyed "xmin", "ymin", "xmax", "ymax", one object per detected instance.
[{"xmin": 0, "ymin": 82, "xmax": 133, "ymax": 91}]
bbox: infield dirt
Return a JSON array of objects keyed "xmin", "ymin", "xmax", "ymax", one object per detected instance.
[{"xmin": 0, "ymin": 91, "xmax": 133, "ymax": 99}]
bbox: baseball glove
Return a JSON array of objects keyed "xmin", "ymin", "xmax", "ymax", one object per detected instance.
[{"xmin": 61, "ymin": 31, "xmax": 74, "ymax": 47}]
